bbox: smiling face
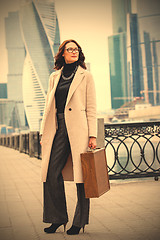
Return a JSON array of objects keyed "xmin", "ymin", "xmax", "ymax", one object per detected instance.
[{"xmin": 62, "ymin": 42, "xmax": 79, "ymax": 64}]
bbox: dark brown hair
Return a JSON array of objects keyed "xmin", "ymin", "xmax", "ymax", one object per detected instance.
[{"xmin": 54, "ymin": 39, "xmax": 87, "ymax": 70}]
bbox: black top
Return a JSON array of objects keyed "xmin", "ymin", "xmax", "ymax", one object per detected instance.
[{"xmin": 55, "ymin": 61, "xmax": 78, "ymax": 113}]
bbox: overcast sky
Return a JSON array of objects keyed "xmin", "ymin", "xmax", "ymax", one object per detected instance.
[{"xmin": 0, "ymin": 0, "xmax": 113, "ymax": 112}]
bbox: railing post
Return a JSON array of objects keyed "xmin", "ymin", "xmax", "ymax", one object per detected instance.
[
  {"xmin": 97, "ymin": 118, "xmax": 105, "ymax": 148},
  {"xmin": 15, "ymin": 135, "xmax": 19, "ymax": 150},
  {"xmin": 14, "ymin": 135, "xmax": 18, "ymax": 150},
  {"xmin": 7, "ymin": 137, "xmax": 10, "ymax": 147},
  {"xmin": 29, "ymin": 132, "xmax": 35, "ymax": 157},
  {"xmin": 3, "ymin": 137, "xmax": 6, "ymax": 146},
  {"xmin": 19, "ymin": 134, "xmax": 24, "ymax": 153},
  {"xmin": 10, "ymin": 136, "xmax": 13, "ymax": 148},
  {"xmin": 37, "ymin": 132, "xmax": 41, "ymax": 159}
]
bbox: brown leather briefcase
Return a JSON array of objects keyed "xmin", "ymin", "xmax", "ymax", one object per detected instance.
[{"xmin": 81, "ymin": 148, "xmax": 110, "ymax": 198}]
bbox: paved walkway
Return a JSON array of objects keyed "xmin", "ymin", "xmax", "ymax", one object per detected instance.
[{"xmin": 0, "ymin": 146, "xmax": 160, "ymax": 240}]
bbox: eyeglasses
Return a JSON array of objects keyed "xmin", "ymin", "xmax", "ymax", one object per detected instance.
[{"xmin": 66, "ymin": 48, "xmax": 80, "ymax": 53}]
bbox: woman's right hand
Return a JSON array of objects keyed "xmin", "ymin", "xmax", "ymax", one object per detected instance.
[{"xmin": 88, "ymin": 137, "xmax": 96, "ymax": 149}]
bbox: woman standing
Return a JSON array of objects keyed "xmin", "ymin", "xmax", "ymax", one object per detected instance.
[{"xmin": 40, "ymin": 39, "xmax": 97, "ymax": 235}]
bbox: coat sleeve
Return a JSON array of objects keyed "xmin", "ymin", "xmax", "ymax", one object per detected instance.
[
  {"xmin": 40, "ymin": 73, "xmax": 54, "ymax": 135},
  {"xmin": 86, "ymin": 71, "xmax": 97, "ymax": 138}
]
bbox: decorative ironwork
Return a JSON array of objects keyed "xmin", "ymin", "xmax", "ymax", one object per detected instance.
[
  {"xmin": 105, "ymin": 121, "xmax": 160, "ymax": 180},
  {"xmin": 23, "ymin": 134, "xmax": 29, "ymax": 154},
  {"xmin": 0, "ymin": 121, "xmax": 160, "ymax": 181}
]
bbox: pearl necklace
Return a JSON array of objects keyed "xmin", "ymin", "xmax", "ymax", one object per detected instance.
[{"xmin": 62, "ymin": 66, "xmax": 78, "ymax": 80}]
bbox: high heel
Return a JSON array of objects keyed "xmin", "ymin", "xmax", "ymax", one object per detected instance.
[
  {"xmin": 44, "ymin": 223, "xmax": 67, "ymax": 233},
  {"xmin": 66, "ymin": 225, "xmax": 85, "ymax": 235},
  {"xmin": 64, "ymin": 223, "xmax": 67, "ymax": 232}
]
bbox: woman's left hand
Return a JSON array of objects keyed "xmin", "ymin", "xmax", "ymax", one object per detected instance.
[{"xmin": 88, "ymin": 137, "xmax": 97, "ymax": 149}]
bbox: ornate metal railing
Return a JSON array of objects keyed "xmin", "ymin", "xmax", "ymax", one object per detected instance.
[
  {"xmin": 105, "ymin": 121, "xmax": 160, "ymax": 180},
  {"xmin": 1, "ymin": 121, "xmax": 160, "ymax": 181},
  {"xmin": 0, "ymin": 132, "xmax": 41, "ymax": 159}
]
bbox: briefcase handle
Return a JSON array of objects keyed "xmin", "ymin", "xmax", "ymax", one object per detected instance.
[{"xmin": 87, "ymin": 147, "xmax": 102, "ymax": 152}]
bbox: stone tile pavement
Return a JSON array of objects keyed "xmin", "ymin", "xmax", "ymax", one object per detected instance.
[{"xmin": 0, "ymin": 145, "xmax": 160, "ymax": 240}]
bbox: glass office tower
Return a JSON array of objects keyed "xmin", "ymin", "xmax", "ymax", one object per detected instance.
[
  {"xmin": 5, "ymin": 11, "xmax": 26, "ymax": 128},
  {"xmin": 109, "ymin": 0, "xmax": 160, "ymax": 108},
  {"xmin": 108, "ymin": 33, "xmax": 128, "ymax": 108},
  {"xmin": 19, "ymin": 0, "xmax": 60, "ymax": 131},
  {"xmin": 108, "ymin": 0, "xmax": 131, "ymax": 109},
  {"xmin": 126, "ymin": 13, "xmax": 143, "ymax": 100},
  {"xmin": 137, "ymin": 0, "xmax": 160, "ymax": 105},
  {"xmin": 0, "ymin": 84, "xmax": 7, "ymax": 99}
]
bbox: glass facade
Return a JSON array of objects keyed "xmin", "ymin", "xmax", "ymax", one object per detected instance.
[
  {"xmin": 137, "ymin": 0, "xmax": 160, "ymax": 105},
  {"xmin": 109, "ymin": 0, "xmax": 160, "ymax": 108},
  {"xmin": 108, "ymin": 0, "xmax": 131, "ymax": 109},
  {"xmin": 5, "ymin": 11, "xmax": 26, "ymax": 128},
  {"xmin": 4, "ymin": 0, "xmax": 60, "ymax": 131},
  {"xmin": 109, "ymin": 33, "xmax": 128, "ymax": 109},
  {"xmin": 53, "ymin": 16, "xmax": 61, "ymax": 55},
  {"xmin": 127, "ymin": 13, "xmax": 142, "ymax": 99},
  {"xmin": 19, "ymin": 0, "xmax": 60, "ymax": 131},
  {"xmin": 111, "ymin": 0, "xmax": 131, "ymax": 33},
  {"xmin": 0, "ymin": 100, "xmax": 22, "ymax": 128},
  {"xmin": 0, "ymin": 84, "xmax": 7, "ymax": 99}
]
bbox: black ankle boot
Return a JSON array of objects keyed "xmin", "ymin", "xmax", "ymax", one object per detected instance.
[
  {"xmin": 66, "ymin": 225, "xmax": 85, "ymax": 235},
  {"xmin": 44, "ymin": 223, "xmax": 67, "ymax": 233}
]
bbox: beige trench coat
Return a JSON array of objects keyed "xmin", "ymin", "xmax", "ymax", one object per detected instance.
[{"xmin": 40, "ymin": 66, "xmax": 97, "ymax": 183}]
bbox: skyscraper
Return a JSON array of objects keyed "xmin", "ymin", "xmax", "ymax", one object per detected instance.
[
  {"xmin": 0, "ymin": 84, "xmax": 7, "ymax": 99},
  {"xmin": 126, "ymin": 13, "xmax": 143, "ymax": 100},
  {"xmin": 5, "ymin": 11, "xmax": 26, "ymax": 128},
  {"xmin": 108, "ymin": 33, "xmax": 128, "ymax": 108},
  {"xmin": 109, "ymin": 0, "xmax": 160, "ymax": 109},
  {"xmin": 108, "ymin": 0, "xmax": 131, "ymax": 109},
  {"xmin": 19, "ymin": 0, "xmax": 60, "ymax": 131},
  {"xmin": 136, "ymin": 0, "xmax": 160, "ymax": 105},
  {"xmin": 4, "ymin": 0, "xmax": 60, "ymax": 130}
]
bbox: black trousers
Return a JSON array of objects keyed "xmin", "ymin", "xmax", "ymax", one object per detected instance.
[{"xmin": 43, "ymin": 113, "xmax": 90, "ymax": 228}]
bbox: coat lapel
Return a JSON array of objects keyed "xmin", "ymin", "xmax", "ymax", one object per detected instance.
[
  {"xmin": 47, "ymin": 69, "xmax": 62, "ymax": 111},
  {"xmin": 65, "ymin": 66, "xmax": 85, "ymax": 106}
]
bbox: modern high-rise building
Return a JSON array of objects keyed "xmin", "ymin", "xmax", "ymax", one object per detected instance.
[
  {"xmin": 18, "ymin": 0, "xmax": 60, "ymax": 131},
  {"xmin": 0, "ymin": 99, "xmax": 22, "ymax": 128},
  {"xmin": 136, "ymin": 0, "xmax": 160, "ymax": 105},
  {"xmin": 108, "ymin": 0, "xmax": 131, "ymax": 109},
  {"xmin": 1, "ymin": 0, "xmax": 60, "ymax": 131},
  {"xmin": 108, "ymin": 33, "xmax": 128, "ymax": 108},
  {"xmin": 111, "ymin": 0, "xmax": 131, "ymax": 33},
  {"xmin": 0, "ymin": 84, "xmax": 9, "ymax": 126},
  {"xmin": 109, "ymin": 0, "xmax": 160, "ymax": 109},
  {"xmin": 4, "ymin": 0, "xmax": 60, "ymax": 131},
  {"xmin": 0, "ymin": 84, "xmax": 7, "ymax": 99},
  {"xmin": 126, "ymin": 13, "xmax": 143, "ymax": 100},
  {"xmin": 5, "ymin": 11, "xmax": 26, "ymax": 128}
]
